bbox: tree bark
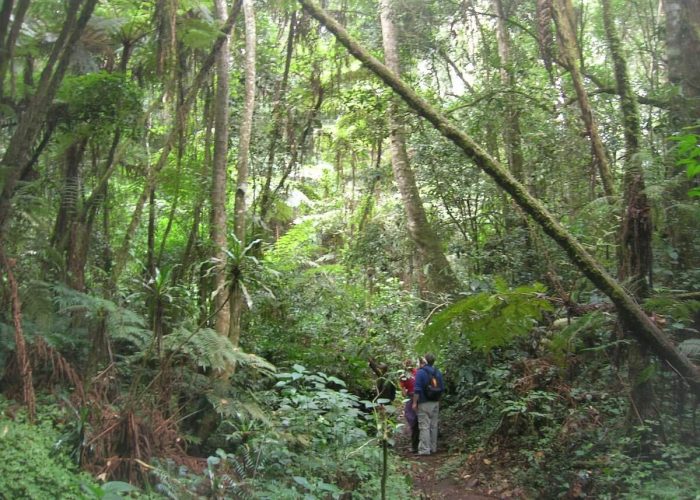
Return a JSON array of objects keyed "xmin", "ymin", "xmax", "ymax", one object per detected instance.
[
  {"xmin": 493, "ymin": 0, "xmax": 524, "ymax": 181},
  {"xmin": 602, "ymin": 0, "xmax": 655, "ymax": 421},
  {"xmin": 211, "ymin": 0, "xmax": 232, "ymax": 338},
  {"xmin": 379, "ymin": 0, "xmax": 459, "ymax": 297},
  {"xmin": 663, "ymin": 0, "xmax": 700, "ymax": 129},
  {"xmin": 228, "ymin": 0, "xmax": 257, "ymax": 348},
  {"xmin": 552, "ymin": 0, "xmax": 616, "ymax": 200},
  {"xmin": 296, "ymin": 0, "xmax": 700, "ymax": 395},
  {"xmin": 0, "ymin": 0, "xmax": 30, "ymax": 100}
]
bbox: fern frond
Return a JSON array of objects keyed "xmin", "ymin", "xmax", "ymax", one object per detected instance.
[
  {"xmin": 644, "ymin": 297, "xmax": 700, "ymax": 324},
  {"xmin": 417, "ymin": 282, "xmax": 553, "ymax": 353},
  {"xmin": 163, "ymin": 328, "xmax": 276, "ymax": 376},
  {"xmin": 546, "ymin": 312, "xmax": 609, "ymax": 366}
]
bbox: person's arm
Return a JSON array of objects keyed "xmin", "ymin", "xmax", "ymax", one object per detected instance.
[{"xmin": 412, "ymin": 369, "xmax": 423, "ymax": 409}]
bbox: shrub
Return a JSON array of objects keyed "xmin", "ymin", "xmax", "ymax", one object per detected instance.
[{"xmin": 0, "ymin": 415, "xmax": 97, "ymax": 498}]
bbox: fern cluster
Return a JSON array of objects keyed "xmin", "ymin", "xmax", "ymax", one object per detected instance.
[{"xmin": 417, "ymin": 279, "xmax": 553, "ymax": 353}]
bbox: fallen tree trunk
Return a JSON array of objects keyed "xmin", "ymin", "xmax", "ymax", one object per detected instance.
[{"xmin": 296, "ymin": 0, "xmax": 700, "ymax": 394}]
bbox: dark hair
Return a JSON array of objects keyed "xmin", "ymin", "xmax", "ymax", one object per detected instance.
[{"xmin": 424, "ymin": 353, "xmax": 436, "ymax": 365}]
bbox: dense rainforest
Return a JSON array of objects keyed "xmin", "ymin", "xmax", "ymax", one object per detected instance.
[{"xmin": 1, "ymin": 0, "xmax": 699, "ymax": 497}]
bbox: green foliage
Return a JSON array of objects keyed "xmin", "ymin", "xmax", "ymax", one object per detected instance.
[
  {"xmin": 643, "ymin": 296, "xmax": 700, "ymax": 326},
  {"xmin": 622, "ymin": 452, "xmax": 700, "ymax": 499},
  {"xmin": 545, "ymin": 312, "xmax": 610, "ymax": 366},
  {"xmin": 164, "ymin": 326, "xmax": 276, "ymax": 376},
  {"xmin": 57, "ymin": 71, "xmax": 143, "ymax": 138},
  {"xmin": 264, "ymin": 220, "xmax": 322, "ymax": 271},
  {"xmin": 0, "ymin": 408, "xmax": 97, "ymax": 499},
  {"xmin": 247, "ymin": 263, "xmax": 422, "ymax": 393},
  {"xmin": 179, "ymin": 15, "xmax": 221, "ymax": 50},
  {"xmin": 670, "ymin": 128, "xmax": 700, "ymax": 198},
  {"xmin": 150, "ymin": 366, "xmax": 408, "ymax": 498},
  {"xmin": 417, "ymin": 279, "xmax": 553, "ymax": 353}
]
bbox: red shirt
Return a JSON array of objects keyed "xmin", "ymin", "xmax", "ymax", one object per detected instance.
[{"xmin": 399, "ymin": 368, "xmax": 417, "ymax": 395}]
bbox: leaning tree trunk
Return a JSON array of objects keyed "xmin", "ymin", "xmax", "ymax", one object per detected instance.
[
  {"xmin": 552, "ymin": 0, "xmax": 616, "ymax": 200},
  {"xmin": 228, "ymin": 0, "xmax": 257, "ymax": 350},
  {"xmin": 379, "ymin": 0, "xmax": 459, "ymax": 297},
  {"xmin": 296, "ymin": 0, "xmax": 700, "ymax": 396},
  {"xmin": 602, "ymin": 0, "xmax": 655, "ymax": 423},
  {"xmin": 211, "ymin": 0, "xmax": 232, "ymax": 338}
]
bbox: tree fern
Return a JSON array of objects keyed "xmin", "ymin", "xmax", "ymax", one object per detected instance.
[{"xmin": 417, "ymin": 279, "xmax": 553, "ymax": 353}]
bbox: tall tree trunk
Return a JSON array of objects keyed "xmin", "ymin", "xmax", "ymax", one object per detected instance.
[
  {"xmin": 662, "ymin": 0, "xmax": 700, "ymax": 273},
  {"xmin": 176, "ymin": 89, "xmax": 214, "ymax": 285},
  {"xmin": 211, "ymin": 0, "xmax": 232, "ymax": 338},
  {"xmin": 602, "ymin": 0, "xmax": 655, "ymax": 422},
  {"xmin": 493, "ymin": 0, "xmax": 524, "ymax": 181},
  {"xmin": 0, "ymin": 0, "xmax": 30, "ymax": 100},
  {"xmin": 663, "ymin": 0, "xmax": 700, "ymax": 129},
  {"xmin": 228, "ymin": 0, "xmax": 257, "ymax": 348},
  {"xmin": 552, "ymin": 0, "xmax": 616, "ymax": 200},
  {"xmin": 378, "ymin": 0, "xmax": 459, "ymax": 297},
  {"xmin": 297, "ymin": 0, "xmax": 700, "ymax": 395},
  {"xmin": 147, "ymin": 187, "xmax": 157, "ymax": 278},
  {"xmin": 49, "ymin": 137, "xmax": 91, "ymax": 291}
]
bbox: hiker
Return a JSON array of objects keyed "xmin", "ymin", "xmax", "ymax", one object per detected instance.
[
  {"xmin": 412, "ymin": 353, "xmax": 444, "ymax": 455},
  {"xmin": 399, "ymin": 357, "xmax": 424, "ymax": 453},
  {"xmin": 368, "ymin": 357, "xmax": 396, "ymax": 404}
]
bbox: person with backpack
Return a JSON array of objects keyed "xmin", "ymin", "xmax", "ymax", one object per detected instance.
[
  {"xmin": 411, "ymin": 353, "xmax": 444, "ymax": 455},
  {"xmin": 399, "ymin": 357, "xmax": 425, "ymax": 453}
]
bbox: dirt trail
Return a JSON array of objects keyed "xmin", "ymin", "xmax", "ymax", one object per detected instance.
[
  {"xmin": 394, "ymin": 431, "xmax": 525, "ymax": 500},
  {"xmin": 403, "ymin": 450, "xmax": 498, "ymax": 499}
]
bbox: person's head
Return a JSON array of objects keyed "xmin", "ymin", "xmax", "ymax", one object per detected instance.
[
  {"xmin": 419, "ymin": 356, "xmax": 427, "ymax": 367},
  {"xmin": 424, "ymin": 353, "xmax": 436, "ymax": 366},
  {"xmin": 403, "ymin": 359, "xmax": 414, "ymax": 370},
  {"xmin": 377, "ymin": 362, "xmax": 388, "ymax": 375}
]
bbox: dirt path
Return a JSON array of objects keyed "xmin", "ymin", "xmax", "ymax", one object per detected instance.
[
  {"xmin": 403, "ymin": 450, "xmax": 497, "ymax": 499},
  {"xmin": 394, "ymin": 434, "xmax": 524, "ymax": 499}
]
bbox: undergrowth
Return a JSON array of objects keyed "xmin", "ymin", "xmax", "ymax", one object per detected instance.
[
  {"xmin": 438, "ymin": 308, "xmax": 700, "ymax": 499},
  {"xmin": 0, "ymin": 396, "xmax": 98, "ymax": 499}
]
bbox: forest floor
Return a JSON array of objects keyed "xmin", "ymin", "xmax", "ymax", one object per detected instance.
[{"xmin": 395, "ymin": 432, "xmax": 526, "ymax": 499}]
